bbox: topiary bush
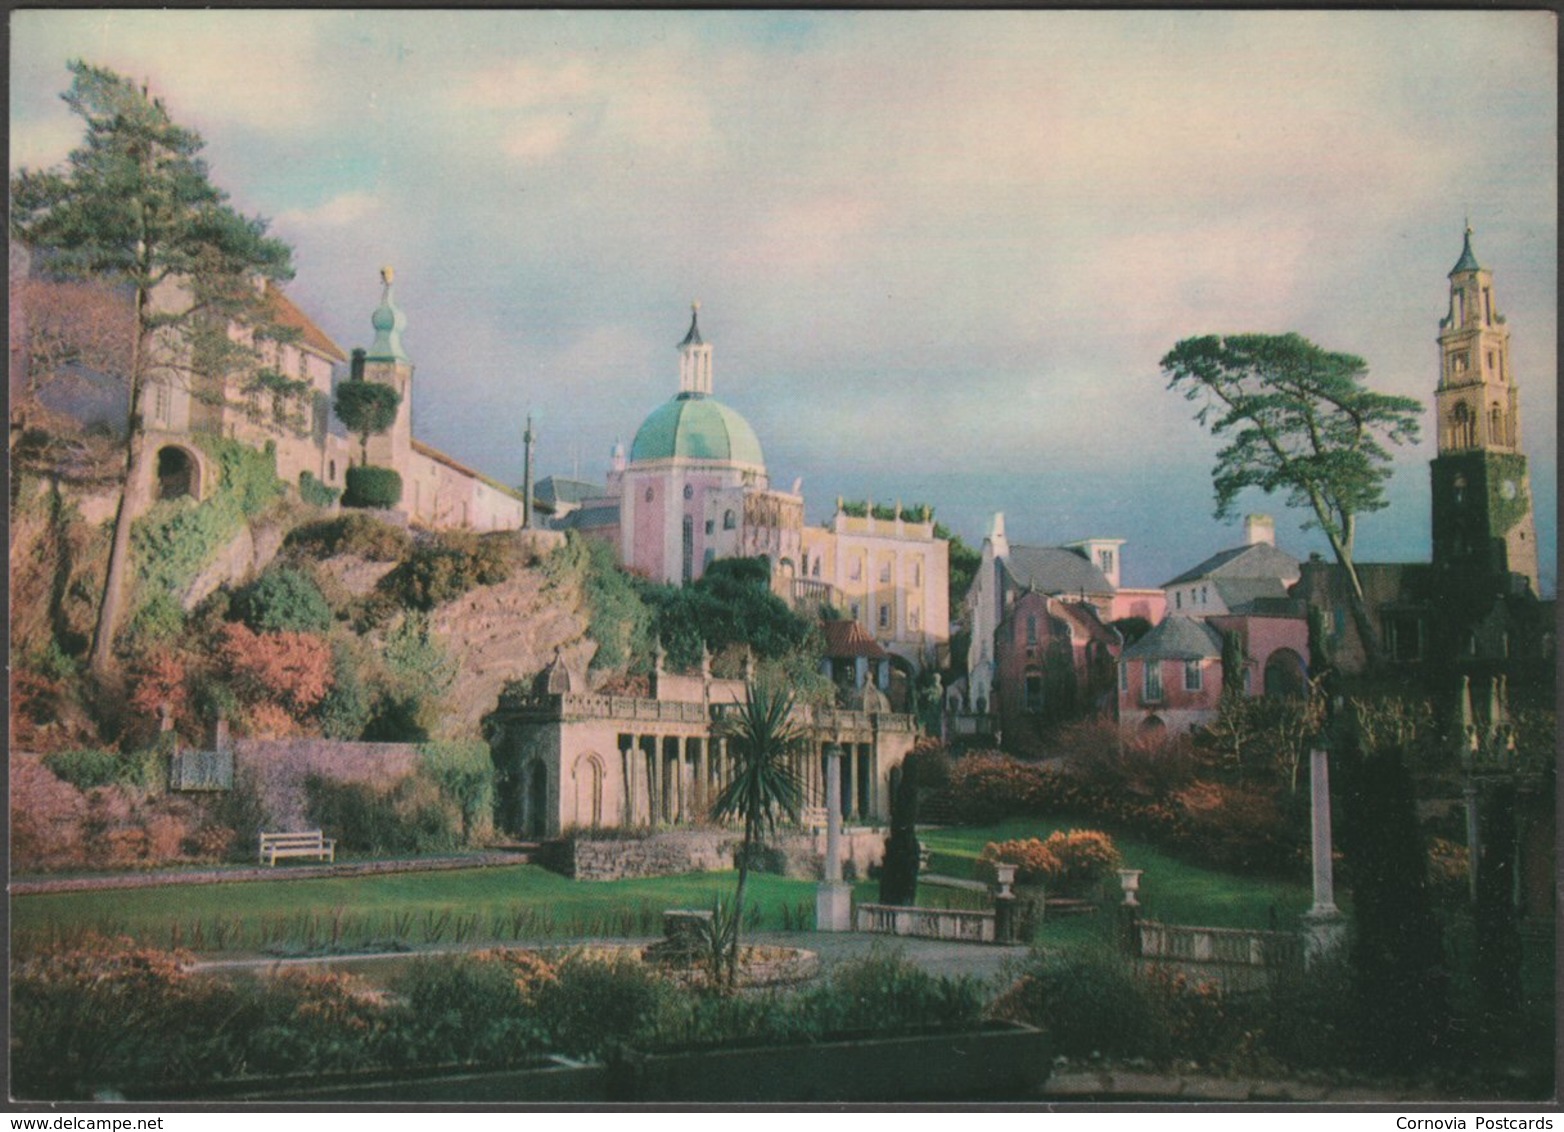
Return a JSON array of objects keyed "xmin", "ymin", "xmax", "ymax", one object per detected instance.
[
  {"xmin": 230, "ymin": 566, "xmax": 333, "ymax": 633},
  {"xmin": 342, "ymin": 465, "xmax": 403, "ymax": 509}
]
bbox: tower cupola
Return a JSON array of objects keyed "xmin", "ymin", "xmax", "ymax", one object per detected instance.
[
  {"xmin": 367, "ymin": 265, "xmax": 409, "ymax": 363},
  {"xmin": 678, "ymin": 301, "xmax": 713, "ymax": 396}
]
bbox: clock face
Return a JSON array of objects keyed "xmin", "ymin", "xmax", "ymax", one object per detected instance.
[{"xmin": 1501, "ymin": 479, "xmax": 1518, "ymax": 501}]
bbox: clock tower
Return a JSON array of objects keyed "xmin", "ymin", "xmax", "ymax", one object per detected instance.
[{"xmin": 1429, "ymin": 227, "xmax": 1540, "ymax": 595}]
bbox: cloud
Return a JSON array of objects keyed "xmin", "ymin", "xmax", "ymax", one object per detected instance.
[{"xmin": 275, "ymin": 191, "xmax": 381, "ymax": 232}]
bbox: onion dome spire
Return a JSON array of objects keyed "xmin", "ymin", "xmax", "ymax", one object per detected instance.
[{"xmin": 367, "ymin": 265, "xmax": 409, "ymax": 362}]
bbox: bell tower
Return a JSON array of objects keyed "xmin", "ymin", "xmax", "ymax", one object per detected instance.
[{"xmin": 1429, "ymin": 227, "xmax": 1539, "ymax": 594}]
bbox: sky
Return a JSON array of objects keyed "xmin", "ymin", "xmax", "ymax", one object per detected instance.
[{"xmin": 12, "ymin": 10, "xmax": 1558, "ymax": 593}]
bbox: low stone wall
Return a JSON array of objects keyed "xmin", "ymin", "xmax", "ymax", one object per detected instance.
[{"xmin": 550, "ymin": 825, "xmax": 887, "ymax": 882}]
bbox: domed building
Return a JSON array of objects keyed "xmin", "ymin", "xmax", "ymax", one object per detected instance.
[{"xmin": 611, "ymin": 305, "xmax": 804, "ymax": 588}]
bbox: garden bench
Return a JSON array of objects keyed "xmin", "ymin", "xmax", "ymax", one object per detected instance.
[{"xmin": 259, "ymin": 830, "xmax": 336, "ymax": 866}]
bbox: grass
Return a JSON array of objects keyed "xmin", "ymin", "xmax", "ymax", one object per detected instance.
[
  {"xmin": 13, "ymin": 820, "xmax": 1326, "ymax": 956},
  {"xmin": 919, "ymin": 818, "xmax": 1320, "ymax": 930},
  {"xmin": 11, "ymin": 865, "xmax": 824, "ymax": 956}
]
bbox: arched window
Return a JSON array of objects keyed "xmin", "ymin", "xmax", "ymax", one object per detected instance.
[
  {"xmin": 644, "ymin": 487, "xmax": 654, "ymax": 503},
  {"xmin": 683, "ymin": 484, "xmax": 694, "ymax": 500},
  {"xmin": 723, "ymin": 509, "xmax": 736, "ymax": 530},
  {"xmin": 1451, "ymin": 403, "xmax": 1475, "ymax": 449},
  {"xmin": 1490, "ymin": 404, "xmax": 1505, "ymax": 446}
]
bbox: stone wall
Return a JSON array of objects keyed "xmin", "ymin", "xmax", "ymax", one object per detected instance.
[
  {"xmin": 235, "ymin": 739, "xmax": 420, "ymax": 831},
  {"xmin": 551, "ymin": 825, "xmax": 888, "ymax": 882}
]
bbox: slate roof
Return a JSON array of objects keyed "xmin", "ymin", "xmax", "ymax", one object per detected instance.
[
  {"xmin": 1450, "ymin": 228, "xmax": 1481, "ymax": 275},
  {"xmin": 264, "ymin": 283, "xmax": 347, "ymax": 362},
  {"xmin": 1162, "ymin": 542, "xmax": 1300, "ymax": 588},
  {"xmin": 558, "ymin": 503, "xmax": 621, "ymax": 532},
  {"xmin": 1211, "ymin": 577, "xmax": 1293, "ymax": 614},
  {"xmin": 536, "ymin": 476, "xmax": 605, "ymax": 510},
  {"xmin": 1122, "ymin": 616, "xmax": 1224, "ymax": 661},
  {"xmin": 1003, "ymin": 545, "xmax": 1114, "ymax": 596}
]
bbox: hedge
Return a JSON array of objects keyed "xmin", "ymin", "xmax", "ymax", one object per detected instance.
[{"xmin": 343, "ymin": 465, "xmax": 403, "ymax": 509}]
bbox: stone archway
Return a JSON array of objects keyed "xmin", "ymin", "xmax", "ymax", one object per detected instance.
[
  {"xmin": 155, "ymin": 444, "xmax": 199, "ymax": 501},
  {"xmin": 1263, "ymin": 648, "xmax": 1308, "ymax": 698},
  {"xmin": 573, "ymin": 753, "xmax": 604, "ymax": 829}
]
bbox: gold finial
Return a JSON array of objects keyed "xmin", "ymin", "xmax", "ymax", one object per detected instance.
[
  {"xmin": 692, "ymin": 299, "xmax": 700, "ymax": 312},
  {"xmin": 381, "ymin": 265, "xmax": 395, "ymax": 285}
]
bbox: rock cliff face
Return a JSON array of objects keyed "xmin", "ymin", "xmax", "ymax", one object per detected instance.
[{"xmin": 429, "ymin": 537, "xmax": 594, "ymax": 737}]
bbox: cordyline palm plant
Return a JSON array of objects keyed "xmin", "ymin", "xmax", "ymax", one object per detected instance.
[{"xmin": 710, "ymin": 679, "xmax": 804, "ymax": 986}]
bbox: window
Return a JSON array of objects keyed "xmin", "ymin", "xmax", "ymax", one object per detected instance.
[
  {"xmin": 1184, "ymin": 660, "xmax": 1202, "ymax": 692},
  {"xmin": 908, "ymin": 608, "xmax": 920, "ymax": 630},
  {"xmin": 723, "ymin": 510, "xmax": 736, "ymax": 530},
  {"xmin": 329, "ymin": 459, "xmax": 336, "ymax": 481},
  {"xmin": 913, "ymin": 561, "xmax": 922, "ymax": 586},
  {"xmin": 1026, "ymin": 615, "xmax": 1038, "ymax": 646},
  {"xmin": 705, "ymin": 519, "xmax": 714, "ymax": 535},
  {"xmin": 878, "ymin": 605, "xmax": 890, "ymax": 629},
  {"xmin": 850, "ymin": 558, "xmax": 862, "ymax": 580},
  {"xmin": 879, "ymin": 562, "xmax": 892, "ymax": 583},
  {"xmin": 1175, "ymin": 592, "xmax": 1182, "ymax": 610},
  {"xmin": 850, "ymin": 603, "xmax": 860, "ymax": 620},
  {"xmin": 153, "ymin": 382, "xmax": 169, "ymax": 423},
  {"xmin": 681, "ymin": 516, "xmax": 694, "ymax": 585},
  {"xmin": 1144, "ymin": 663, "xmax": 1163, "ymax": 703},
  {"xmin": 645, "ymin": 487, "xmax": 654, "ymax": 503},
  {"xmin": 1025, "ymin": 673, "xmax": 1044, "ymax": 713},
  {"xmin": 683, "ymin": 484, "xmax": 694, "ymax": 500},
  {"xmin": 1200, "ymin": 585, "xmax": 1207, "ymax": 606},
  {"xmin": 1098, "ymin": 549, "xmax": 1114, "ymax": 575}
]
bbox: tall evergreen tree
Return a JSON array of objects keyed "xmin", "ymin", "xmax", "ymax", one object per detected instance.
[
  {"xmin": 1161, "ymin": 333, "xmax": 1421, "ymax": 668},
  {"xmin": 11, "ymin": 61, "xmax": 294, "ymax": 676}
]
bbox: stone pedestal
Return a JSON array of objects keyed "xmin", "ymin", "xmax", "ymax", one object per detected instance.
[
  {"xmin": 1302, "ymin": 908, "xmax": 1347, "ymax": 964},
  {"xmin": 816, "ymin": 880, "xmax": 853, "ymax": 933}
]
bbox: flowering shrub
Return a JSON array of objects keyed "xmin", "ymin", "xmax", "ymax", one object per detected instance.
[
  {"xmin": 981, "ymin": 829, "xmax": 1122, "ymax": 895},
  {"xmin": 128, "ymin": 650, "xmax": 191, "ymax": 723}
]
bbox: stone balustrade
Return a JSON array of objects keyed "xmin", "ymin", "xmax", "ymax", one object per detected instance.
[{"xmin": 855, "ymin": 903, "xmax": 996, "ymax": 943}]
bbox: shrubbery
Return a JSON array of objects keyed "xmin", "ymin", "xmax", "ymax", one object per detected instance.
[
  {"xmin": 303, "ymin": 774, "xmax": 461, "ymax": 855},
  {"xmin": 342, "ymin": 465, "xmax": 403, "ymax": 509},
  {"xmin": 284, "ymin": 514, "xmax": 411, "ymax": 561},
  {"xmin": 230, "ymin": 567, "xmax": 333, "ymax": 633},
  {"xmin": 939, "ymin": 749, "xmax": 1306, "ymax": 878},
  {"xmin": 981, "ymin": 829, "xmax": 1122, "ymax": 896},
  {"xmin": 11, "ymin": 940, "xmax": 992, "ymax": 1098},
  {"xmin": 381, "ymin": 531, "xmax": 511, "ymax": 611},
  {"xmin": 40, "ymin": 747, "xmax": 159, "ymax": 792},
  {"xmin": 297, "ymin": 471, "xmax": 340, "ymax": 508}
]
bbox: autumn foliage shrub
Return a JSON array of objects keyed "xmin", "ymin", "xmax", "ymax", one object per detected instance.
[
  {"xmin": 981, "ymin": 829, "xmax": 1122, "ymax": 895},
  {"xmin": 217, "ymin": 623, "xmax": 333, "ymax": 719}
]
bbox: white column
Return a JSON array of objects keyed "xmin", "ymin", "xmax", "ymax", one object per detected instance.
[
  {"xmin": 817, "ymin": 742, "xmax": 852, "ymax": 931},
  {"xmin": 1302, "ymin": 746, "xmax": 1346, "ymax": 963}
]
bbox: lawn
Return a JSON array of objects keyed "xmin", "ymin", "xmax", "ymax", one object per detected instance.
[
  {"xmin": 13, "ymin": 820, "xmax": 1321, "ymax": 956},
  {"xmin": 919, "ymin": 818, "xmax": 1320, "ymax": 930}
]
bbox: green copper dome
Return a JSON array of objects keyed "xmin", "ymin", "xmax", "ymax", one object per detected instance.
[{"xmin": 630, "ymin": 392, "xmax": 765, "ymax": 468}]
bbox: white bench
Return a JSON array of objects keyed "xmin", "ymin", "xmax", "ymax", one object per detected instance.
[{"xmin": 259, "ymin": 830, "xmax": 336, "ymax": 866}]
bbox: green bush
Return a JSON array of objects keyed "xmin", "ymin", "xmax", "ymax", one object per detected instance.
[
  {"xmin": 382, "ymin": 956, "xmax": 545, "ymax": 1068},
  {"xmin": 342, "ymin": 465, "xmax": 403, "ymax": 509},
  {"xmin": 319, "ymin": 641, "xmax": 373, "ymax": 740},
  {"xmin": 284, "ymin": 514, "xmax": 411, "ymax": 561},
  {"xmin": 41, "ymin": 747, "xmax": 159, "ymax": 792},
  {"xmin": 230, "ymin": 567, "xmax": 333, "ymax": 633},
  {"xmin": 418, "ymin": 741, "xmax": 495, "ymax": 843},
  {"xmin": 297, "ymin": 471, "xmax": 340, "ymax": 508},
  {"xmin": 302, "ymin": 774, "xmax": 460, "ymax": 855},
  {"xmin": 798, "ymin": 949, "xmax": 986, "ymax": 1036},
  {"xmin": 121, "ymin": 591, "xmax": 188, "ymax": 652},
  {"xmin": 381, "ymin": 531, "xmax": 512, "ymax": 611},
  {"xmin": 530, "ymin": 952, "xmax": 671, "ymax": 1059},
  {"xmin": 993, "ymin": 945, "xmax": 1174, "ymax": 1061}
]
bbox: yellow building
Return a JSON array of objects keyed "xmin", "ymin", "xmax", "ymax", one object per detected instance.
[{"xmin": 799, "ymin": 502, "xmax": 950, "ymax": 674}]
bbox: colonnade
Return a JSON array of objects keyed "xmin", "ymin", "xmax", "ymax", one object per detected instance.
[{"xmin": 613, "ymin": 732, "xmax": 881, "ymax": 826}]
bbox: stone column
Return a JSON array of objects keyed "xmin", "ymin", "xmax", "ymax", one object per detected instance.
[
  {"xmin": 843, "ymin": 747, "xmax": 857, "ymax": 821},
  {"xmin": 816, "ymin": 742, "xmax": 852, "ymax": 931},
  {"xmin": 1302, "ymin": 746, "xmax": 1346, "ymax": 963},
  {"xmin": 622, "ymin": 739, "xmax": 636, "ymax": 825},
  {"xmin": 696, "ymin": 738, "xmax": 709, "ymax": 816},
  {"xmin": 672, "ymin": 739, "xmax": 685, "ymax": 823},
  {"xmin": 1464, "ymin": 779, "xmax": 1482, "ymax": 906}
]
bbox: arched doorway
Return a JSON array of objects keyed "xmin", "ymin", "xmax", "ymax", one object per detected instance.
[
  {"xmin": 156, "ymin": 445, "xmax": 196, "ymax": 500},
  {"xmin": 573, "ymin": 753, "xmax": 604, "ymax": 829},
  {"xmin": 1263, "ymin": 649, "xmax": 1307, "ymax": 698},
  {"xmin": 526, "ymin": 760, "xmax": 549, "ymax": 839}
]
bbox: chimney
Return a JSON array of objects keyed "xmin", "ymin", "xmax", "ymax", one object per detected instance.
[
  {"xmin": 990, "ymin": 512, "xmax": 1009, "ymax": 559},
  {"xmin": 1244, "ymin": 514, "xmax": 1276, "ymax": 547}
]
